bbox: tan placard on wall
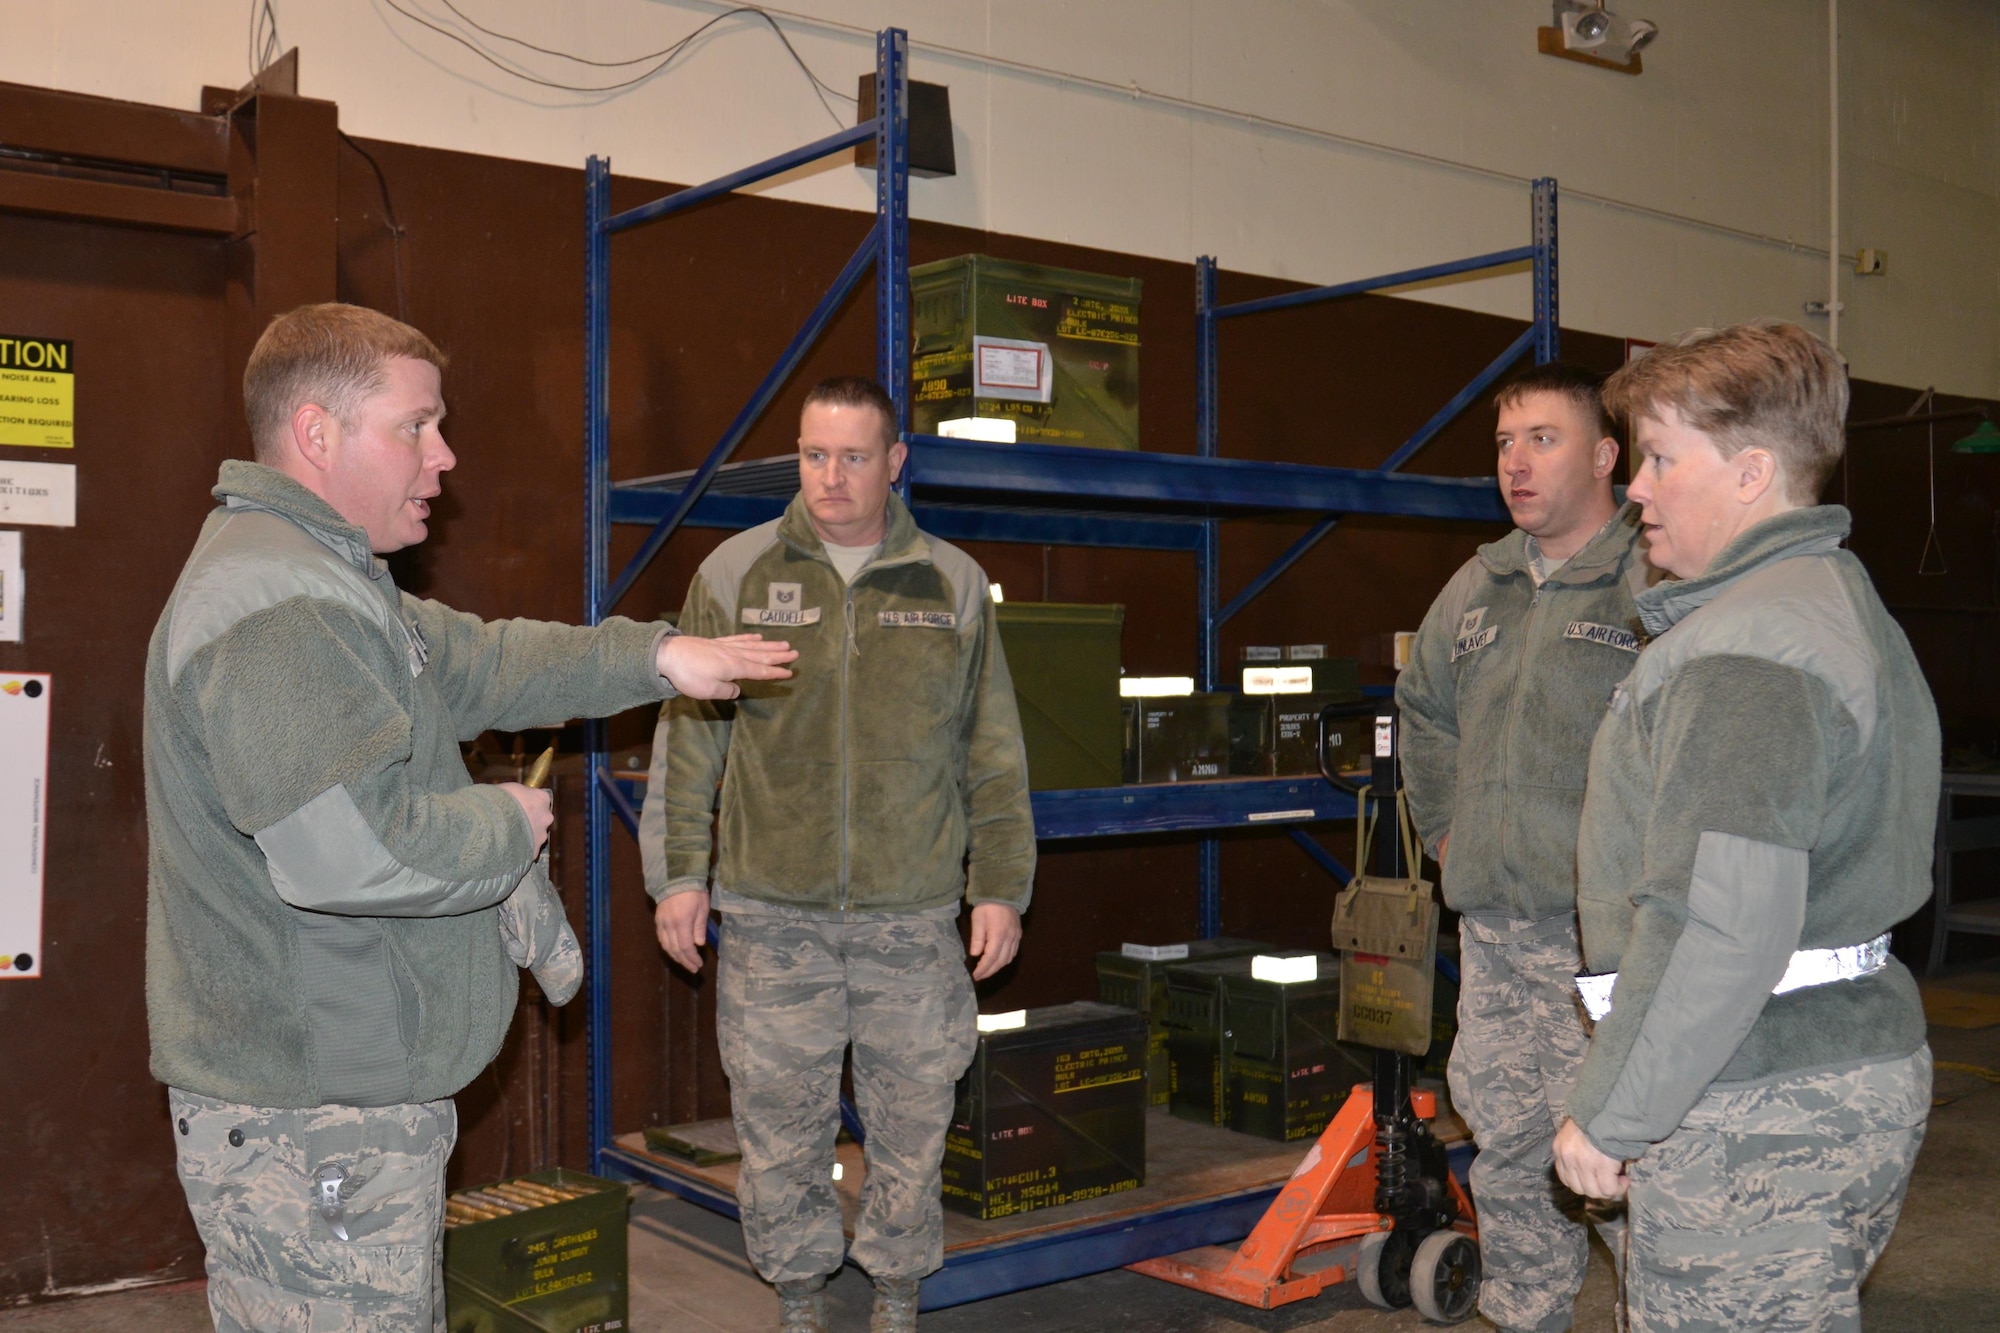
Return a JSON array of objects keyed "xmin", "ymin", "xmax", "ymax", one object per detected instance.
[{"xmin": 0, "ymin": 337, "xmax": 74, "ymax": 449}]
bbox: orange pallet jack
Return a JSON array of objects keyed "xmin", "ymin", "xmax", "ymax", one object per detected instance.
[{"xmin": 1130, "ymin": 1050, "xmax": 1480, "ymax": 1321}]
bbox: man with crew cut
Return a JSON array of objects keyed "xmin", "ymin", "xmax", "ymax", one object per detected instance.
[
  {"xmin": 643, "ymin": 376, "xmax": 1036, "ymax": 1333},
  {"xmin": 1396, "ymin": 362, "xmax": 1650, "ymax": 1333}
]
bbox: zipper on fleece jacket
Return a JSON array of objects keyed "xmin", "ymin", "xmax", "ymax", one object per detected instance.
[
  {"xmin": 1494, "ymin": 577, "xmax": 1544, "ymax": 920},
  {"xmin": 778, "ymin": 534, "xmax": 933, "ymax": 914},
  {"xmin": 839, "ymin": 584, "xmax": 855, "ymax": 910}
]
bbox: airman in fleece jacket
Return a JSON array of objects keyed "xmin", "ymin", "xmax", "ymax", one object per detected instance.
[
  {"xmin": 146, "ymin": 461, "xmax": 679, "ymax": 1108},
  {"xmin": 1568, "ymin": 504, "xmax": 1939, "ymax": 1159},
  {"xmin": 1397, "ymin": 503, "xmax": 1653, "ymax": 921},
  {"xmin": 646, "ymin": 490, "xmax": 1035, "ymax": 913}
]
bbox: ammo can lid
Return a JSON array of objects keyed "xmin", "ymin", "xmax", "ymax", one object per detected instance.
[
  {"xmin": 909, "ymin": 253, "xmax": 1143, "ymax": 302},
  {"xmin": 993, "ymin": 601, "xmax": 1126, "ymax": 627},
  {"xmin": 1094, "ymin": 936, "xmax": 1271, "ymax": 970},
  {"xmin": 1220, "ymin": 951, "xmax": 1343, "ymax": 995},
  {"xmin": 975, "ymin": 1000, "xmax": 1147, "ymax": 1049}
]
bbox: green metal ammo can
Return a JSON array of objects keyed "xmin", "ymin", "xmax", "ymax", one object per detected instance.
[
  {"xmin": 992, "ymin": 601, "xmax": 1125, "ymax": 791},
  {"xmin": 1221, "ymin": 956, "xmax": 1374, "ymax": 1141},
  {"xmin": 443, "ymin": 1168, "xmax": 629, "ymax": 1333},
  {"xmin": 910, "ymin": 255, "xmax": 1141, "ymax": 450},
  {"xmin": 941, "ymin": 1002, "xmax": 1149, "ymax": 1222},
  {"xmin": 1094, "ymin": 938, "xmax": 1271, "ymax": 1106}
]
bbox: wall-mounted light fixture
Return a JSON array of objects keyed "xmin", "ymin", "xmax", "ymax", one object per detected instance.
[{"xmin": 1540, "ymin": 1, "xmax": 1657, "ymax": 75}]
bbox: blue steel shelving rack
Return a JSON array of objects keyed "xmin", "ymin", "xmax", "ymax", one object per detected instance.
[{"xmin": 581, "ymin": 28, "xmax": 1556, "ymax": 1306}]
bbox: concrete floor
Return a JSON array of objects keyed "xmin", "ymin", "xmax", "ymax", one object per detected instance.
[{"xmin": 8, "ymin": 965, "xmax": 1998, "ymax": 1332}]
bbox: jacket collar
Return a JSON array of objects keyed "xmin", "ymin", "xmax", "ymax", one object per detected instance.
[
  {"xmin": 1636, "ymin": 504, "xmax": 1850, "ymax": 638},
  {"xmin": 1478, "ymin": 501, "xmax": 1643, "ymax": 584},
  {"xmin": 212, "ymin": 459, "xmax": 384, "ymax": 578},
  {"xmin": 777, "ymin": 489, "xmax": 931, "ymax": 575}
]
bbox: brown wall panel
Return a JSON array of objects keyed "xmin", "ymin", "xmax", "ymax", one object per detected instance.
[{"xmin": 0, "ymin": 210, "xmax": 230, "ymax": 1294}]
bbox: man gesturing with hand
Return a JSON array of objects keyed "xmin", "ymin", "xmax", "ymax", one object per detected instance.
[
  {"xmin": 145, "ymin": 303, "xmax": 794, "ymax": 1333},
  {"xmin": 639, "ymin": 376, "xmax": 1035, "ymax": 1333}
]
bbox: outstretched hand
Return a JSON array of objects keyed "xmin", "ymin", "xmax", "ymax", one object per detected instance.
[{"xmin": 658, "ymin": 633, "xmax": 797, "ymax": 700}]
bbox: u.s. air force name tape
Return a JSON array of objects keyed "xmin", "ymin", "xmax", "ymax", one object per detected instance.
[
  {"xmin": 1564, "ymin": 620, "xmax": 1642, "ymax": 653},
  {"xmin": 879, "ymin": 611, "xmax": 955, "ymax": 628}
]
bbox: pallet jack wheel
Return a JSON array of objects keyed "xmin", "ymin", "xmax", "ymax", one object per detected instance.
[
  {"xmin": 1355, "ymin": 1228, "xmax": 1419, "ymax": 1310},
  {"xmin": 1409, "ymin": 1229, "xmax": 1481, "ymax": 1323}
]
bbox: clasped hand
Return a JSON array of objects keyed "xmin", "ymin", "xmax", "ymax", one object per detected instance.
[{"xmin": 1552, "ymin": 1118, "xmax": 1629, "ymax": 1200}]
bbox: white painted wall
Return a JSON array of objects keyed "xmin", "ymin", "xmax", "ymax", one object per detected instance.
[{"xmin": 8, "ymin": 1, "xmax": 1997, "ymax": 395}]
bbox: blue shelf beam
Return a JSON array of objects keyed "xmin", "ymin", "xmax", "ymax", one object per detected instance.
[
  {"xmin": 1032, "ymin": 778, "xmax": 1355, "ymax": 841},
  {"xmin": 611, "ymin": 439, "xmax": 1509, "ymax": 529},
  {"xmin": 596, "ymin": 1143, "xmax": 1284, "ymax": 1315},
  {"xmin": 605, "ymin": 228, "xmax": 879, "ymax": 612},
  {"xmin": 608, "ymin": 487, "xmax": 1206, "ymax": 551},
  {"xmin": 597, "ymin": 766, "xmax": 640, "ymax": 838},
  {"xmin": 1195, "ymin": 178, "xmax": 1558, "ymax": 637},
  {"xmin": 597, "ymin": 774, "xmax": 1353, "ymax": 844},
  {"xmin": 899, "ymin": 435, "xmax": 1509, "ymax": 521},
  {"xmin": 920, "ymin": 1187, "xmax": 1283, "ymax": 1311},
  {"xmin": 1216, "ymin": 514, "xmax": 1340, "ymax": 626},
  {"xmin": 583, "ymin": 29, "xmax": 911, "ymax": 1176},
  {"xmin": 606, "ymin": 124, "xmax": 874, "ymax": 236},
  {"xmin": 1286, "ymin": 826, "xmax": 1353, "ymax": 884},
  {"xmin": 1212, "ymin": 244, "xmax": 1538, "ymax": 322},
  {"xmin": 1377, "ymin": 324, "xmax": 1537, "ymax": 473}
]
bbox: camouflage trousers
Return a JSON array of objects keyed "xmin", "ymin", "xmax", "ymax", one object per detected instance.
[
  {"xmin": 1625, "ymin": 1046, "xmax": 1931, "ymax": 1333},
  {"xmin": 716, "ymin": 911, "xmax": 978, "ymax": 1284},
  {"xmin": 1449, "ymin": 916, "xmax": 1626, "ymax": 1333},
  {"xmin": 168, "ymin": 1089, "xmax": 455, "ymax": 1333}
]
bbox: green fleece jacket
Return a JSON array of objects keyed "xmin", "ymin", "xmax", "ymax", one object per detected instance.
[
  {"xmin": 1396, "ymin": 505, "xmax": 1653, "ymax": 921},
  {"xmin": 645, "ymin": 492, "xmax": 1036, "ymax": 913},
  {"xmin": 1568, "ymin": 506, "xmax": 1939, "ymax": 1159},
  {"xmin": 145, "ymin": 461, "xmax": 675, "ymax": 1108}
]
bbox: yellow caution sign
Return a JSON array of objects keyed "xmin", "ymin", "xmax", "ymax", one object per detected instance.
[{"xmin": 0, "ymin": 336, "xmax": 74, "ymax": 449}]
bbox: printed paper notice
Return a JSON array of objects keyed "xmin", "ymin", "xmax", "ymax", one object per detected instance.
[
  {"xmin": 971, "ymin": 335, "xmax": 1054, "ymax": 404},
  {"xmin": 0, "ymin": 531, "xmax": 20, "ymax": 643},
  {"xmin": 0, "ymin": 461, "xmax": 76, "ymax": 527},
  {"xmin": 0, "ymin": 336, "xmax": 74, "ymax": 448},
  {"xmin": 0, "ymin": 673, "xmax": 50, "ymax": 978}
]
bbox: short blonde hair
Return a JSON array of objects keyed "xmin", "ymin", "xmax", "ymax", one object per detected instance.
[
  {"xmin": 1603, "ymin": 320, "xmax": 1847, "ymax": 504},
  {"xmin": 244, "ymin": 303, "xmax": 446, "ymax": 462}
]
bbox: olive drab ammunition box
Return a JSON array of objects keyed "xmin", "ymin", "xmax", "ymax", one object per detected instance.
[
  {"xmin": 942, "ymin": 1002, "xmax": 1149, "ymax": 1221},
  {"xmin": 910, "ymin": 256, "xmax": 1141, "ymax": 450},
  {"xmin": 443, "ymin": 1169, "xmax": 629, "ymax": 1333},
  {"xmin": 1095, "ymin": 938, "xmax": 1271, "ymax": 1105},
  {"xmin": 992, "ymin": 602, "xmax": 1125, "ymax": 791}
]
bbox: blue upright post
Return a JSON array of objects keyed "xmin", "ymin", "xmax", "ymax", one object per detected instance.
[
  {"xmin": 875, "ymin": 29, "xmax": 913, "ymax": 503},
  {"xmin": 583, "ymin": 156, "xmax": 615, "ymax": 1173},
  {"xmin": 1194, "ymin": 257, "xmax": 1222, "ymax": 939},
  {"xmin": 1533, "ymin": 177, "xmax": 1560, "ymax": 365},
  {"xmin": 876, "ymin": 29, "xmax": 910, "ymax": 437}
]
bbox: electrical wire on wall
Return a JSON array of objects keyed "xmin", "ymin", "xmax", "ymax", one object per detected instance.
[
  {"xmin": 243, "ymin": 3, "xmax": 411, "ymax": 322},
  {"xmin": 338, "ymin": 132, "xmax": 411, "ymax": 322},
  {"xmin": 376, "ymin": 1, "xmax": 852, "ymax": 124}
]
